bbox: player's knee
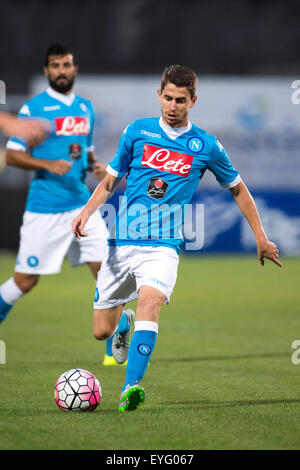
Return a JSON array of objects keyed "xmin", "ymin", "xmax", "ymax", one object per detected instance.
[
  {"xmin": 93, "ymin": 323, "xmax": 114, "ymax": 341},
  {"xmin": 93, "ymin": 330, "xmax": 112, "ymax": 341},
  {"xmin": 93, "ymin": 307, "xmax": 120, "ymax": 341},
  {"xmin": 14, "ymin": 274, "xmax": 39, "ymax": 293},
  {"xmin": 138, "ymin": 288, "xmax": 166, "ymax": 316}
]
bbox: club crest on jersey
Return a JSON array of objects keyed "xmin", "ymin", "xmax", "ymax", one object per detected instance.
[
  {"xmin": 69, "ymin": 143, "xmax": 82, "ymax": 160},
  {"xmin": 55, "ymin": 116, "xmax": 90, "ymax": 136},
  {"xmin": 147, "ymin": 177, "xmax": 169, "ymax": 199},
  {"xmin": 141, "ymin": 144, "xmax": 193, "ymax": 177},
  {"xmin": 80, "ymin": 102, "xmax": 88, "ymax": 112},
  {"xmin": 187, "ymin": 137, "xmax": 204, "ymax": 154}
]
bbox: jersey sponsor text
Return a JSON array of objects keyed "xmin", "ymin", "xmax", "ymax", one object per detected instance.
[
  {"xmin": 141, "ymin": 144, "xmax": 193, "ymax": 177},
  {"xmin": 55, "ymin": 116, "xmax": 90, "ymax": 136}
]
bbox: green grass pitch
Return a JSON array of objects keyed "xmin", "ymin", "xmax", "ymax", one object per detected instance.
[{"xmin": 0, "ymin": 252, "xmax": 299, "ymax": 450}]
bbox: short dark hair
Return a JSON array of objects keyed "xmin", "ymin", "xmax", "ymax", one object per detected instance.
[
  {"xmin": 160, "ymin": 65, "xmax": 198, "ymax": 99},
  {"xmin": 44, "ymin": 44, "xmax": 77, "ymax": 66}
]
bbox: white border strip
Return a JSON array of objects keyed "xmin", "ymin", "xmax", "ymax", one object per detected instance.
[
  {"xmin": 106, "ymin": 164, "xmax": 120, "ymax": 177},
  {"xmin": 221, "ymin": 174, "xmax": 241, "ymax": 189},
  {"xmin": 6, "ymin": 140, "xmax": 27, "ymax": 151},
  {"xmin": 134, "ymin": 320, "xmax": 158, "ymax": 333}
]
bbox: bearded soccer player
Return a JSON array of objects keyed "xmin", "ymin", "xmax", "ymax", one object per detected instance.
[
  {"xmin": 72, "ymin": 65, "xmax": 282, "ymax": 411},
  {"xmin": 0, "ymin": 44, "xmax": 133, "ymax": 366}
]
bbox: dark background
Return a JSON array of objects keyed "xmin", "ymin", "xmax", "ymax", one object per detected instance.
[{"xmin": 1, "ymin": 0, "xmax": 300, "ymax": 94}]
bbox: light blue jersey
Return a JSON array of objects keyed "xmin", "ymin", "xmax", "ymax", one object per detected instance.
[
  {"xmin": 107, "ymin": 117, "xmax": 241, "ymax": 253},
  {"xmin": 7, "ymin": 87, "xmax": 95, "ymax": 213}
]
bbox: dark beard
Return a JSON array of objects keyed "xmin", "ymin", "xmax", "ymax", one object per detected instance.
[{"xmin": 49, "ymin": 77, "xmax": 74, "ymax": 94}]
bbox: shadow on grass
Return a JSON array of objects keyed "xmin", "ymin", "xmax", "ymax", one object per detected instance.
[
  {"xmin": 4, "ymin": 353, "xmax": 290, "ymax": 368},
  {"xmin": 164, "ymin": 398, "xmax": 300, "ymax": 409},
  {"xmin": 152, "ymin": 352, "xmax": 290, "ymax": 363},
  {"xmin": 0, "ymin": 407, "xmax": 123, "ymax": 417},
  {"xmin": 4, "ymin": 395, "xmax": 300, "ymax": 417},
  {"xmin": 161, "ymin": 398, "xmax": 300, "ymax": 410},
  {"xmin": 104, "ymin": 397, "xmax": 300, "ymax": 413}
]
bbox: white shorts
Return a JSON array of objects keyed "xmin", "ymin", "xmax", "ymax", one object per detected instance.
[
  {"xmin": 94, "ymin": 245, "xmax": 179, "ymax": 309},
  {"xmin": 15, "ymin": 208, "xmax": 108, "ymax": 275}
]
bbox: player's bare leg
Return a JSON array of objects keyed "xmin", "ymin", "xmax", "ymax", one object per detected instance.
[
  {"xmin": 14, "ymin": 272, "xmax": 40, "ymax": 293},
  {"xmin": 87, "ymin": 261, "xmax": 101, "ymax": 279},
  {"xmin": 95, "ymin": 304, "xmax": 135, "ymax": 365},
  {"xmin": 135, "ymin": 285, "xmax": 165, "ymax": 323},
  {"xmin": 93, "ymin": 304, "xmax": 124, "ymax": 340},
  {"xmin": 119, "ymin": 285, "xmax": 166, "ymax": 412},
  {"xmin": 88, "ymin": 261, "xmax": 125, "ymax": 365},
  {"xmin": 93, "ymin": 303, "xmax": 134, "ymax": 366}
]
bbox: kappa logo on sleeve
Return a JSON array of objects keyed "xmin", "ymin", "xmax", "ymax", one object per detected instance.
[
  {"xmin": 19, "ymin": 104, "xmax": 30, "ymax": 116},
  {"xmin": 141, "ymin": 144, "xmax": 193, "ymax": 177},
  {"xmin": 216, "ymin": 139, "xmax": 224, "ymax": 152},
  {"xmin": 54, "ymin": 116, "xmax": 90, "ymax": 136}
]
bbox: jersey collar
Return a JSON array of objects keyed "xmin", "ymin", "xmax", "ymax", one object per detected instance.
[
  {"xmin": 159, "ymin": 117, "xmax": 192, "ymax": 140},
  {"xmin": 46, "ymin": 87, "xmax": 75, "ymax": 107}
]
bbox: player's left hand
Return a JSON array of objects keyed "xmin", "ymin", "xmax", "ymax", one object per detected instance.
[
  {"xmin": 72, "ymin": 212, "xmax": 89, "ymax": 240},
  {"xmin": 257, "ymin": 240, "xmax": 282, "ymax": 267}
]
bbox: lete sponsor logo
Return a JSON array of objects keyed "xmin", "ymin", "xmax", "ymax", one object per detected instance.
[
  {"xmin": 55, "ymin": 116, "xmax": 90, "ymax": 136},
  {"xmin": 141, "ymin": 144, "xmax": 193, "ymax": 177}
]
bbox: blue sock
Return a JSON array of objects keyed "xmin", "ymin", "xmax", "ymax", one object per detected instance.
[
  {"xmin": 116, "ymin": 312, "xmax": 130, "ymax": 335},
  {"xmin": 122, "ymin": 327, "xmax": 157, "ymax": 392},
  {"xmin": 106, "ymin": 312, "xmax": 130, "ymax": 356},
  {"xmin": 0, "ymin": 295, "xmax": 13, "ymax": 323},
  {"xmin": 106, "ymin": 336, "xmax": 113, "ymax": 356}
]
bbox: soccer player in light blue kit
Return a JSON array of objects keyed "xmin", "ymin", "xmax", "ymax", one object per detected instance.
[
  {"xmin": 0, "ymin": 44, "xmax": 132, "ymax": 366},
  {"xmin": 72, "ymin": 65, "xmax": 282, "ymax": 411}
]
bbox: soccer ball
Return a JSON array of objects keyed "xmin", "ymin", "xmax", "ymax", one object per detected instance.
[{"xmin": 54, "ymin": 368, "xmax": 102, "ymax": 412}]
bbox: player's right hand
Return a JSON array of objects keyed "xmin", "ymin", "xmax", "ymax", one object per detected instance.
[
  {"xmin": 72, "ymin": 213, "xmax": 89, "ymax": 239},
  {"xmin": 46, "ymin": 159, "xmax": 73, "ymax": 176},
  {"xmin": 257, "ymin": 239, "xmax": 283, "ymax": 267}
]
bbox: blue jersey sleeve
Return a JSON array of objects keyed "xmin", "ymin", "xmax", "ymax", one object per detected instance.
[
  {"xmin": 107, "ymin": 122, "xmax": 135, "ymax": 178},
  {"xmin": 208, "ymin": 137, "xmax": 240, "ymax": 188}
]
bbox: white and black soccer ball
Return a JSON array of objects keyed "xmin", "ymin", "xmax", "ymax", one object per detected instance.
[{"xmin": 54, "ymin": 368, "xmax": 102, "ymax": 412}]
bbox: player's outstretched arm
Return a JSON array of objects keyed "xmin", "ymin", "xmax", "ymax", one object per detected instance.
[
  {"xmin": 72, "ymin": 172, "xmax": 121, "ymax": 239},
  {"xmin": 229, "ymin": 181, "xmax": 282, "ymax": 267},
  {"xmin": 6, "ymin": 149, "xmax": 73, "ymax": 176},
  {"xmin": 0, "ymin": 112, "xmax": 50, "ymax": 145}
]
